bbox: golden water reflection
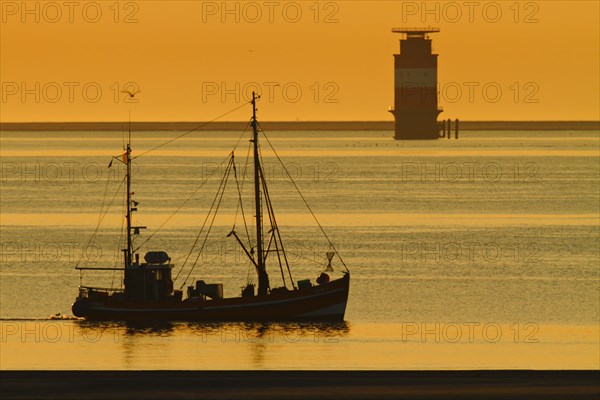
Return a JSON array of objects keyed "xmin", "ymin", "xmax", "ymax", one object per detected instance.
[{"xmin": 1, "ymin": 321, "xmax": 597, "ymax": 370}]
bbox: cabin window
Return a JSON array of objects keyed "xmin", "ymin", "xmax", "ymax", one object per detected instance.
[{"xmin": 156, "ymin": 270, "xmax": 163, "ymax": 280}]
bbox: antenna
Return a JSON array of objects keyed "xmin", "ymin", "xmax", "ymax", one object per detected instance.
[{"xmin": 120, "ymin": 89, "xmax": 140, "ymax": 149}]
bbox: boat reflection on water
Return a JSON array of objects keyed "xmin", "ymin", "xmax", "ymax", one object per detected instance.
[
  {"xmin": 75, "ymin": 320, "xmax": 350, "ymax": 340},
  {"xmin": 183, "ymin": 320, "xmax": 351, "ymax": 342},
  {"xmin": 72, "ymin": 320, "xmax": 351, "ymax": 368}
]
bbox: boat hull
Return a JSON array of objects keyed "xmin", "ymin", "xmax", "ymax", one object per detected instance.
[{"xmin": 72, "ymin": 274, "xmax": 350, "ymax": 322}]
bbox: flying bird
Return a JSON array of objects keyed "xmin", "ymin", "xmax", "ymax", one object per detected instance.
[{"xmin": 121, "ymin": 89, "xmax": 141, "ymax": 98}]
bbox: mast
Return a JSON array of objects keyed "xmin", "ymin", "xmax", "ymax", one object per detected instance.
[
  {"xmin": 251, "ymin": 92, "xmax": 270, "ymax": 295},
  {"xmin": 124, "ymin": 115, "xmax": 132, "ymax": 268}
]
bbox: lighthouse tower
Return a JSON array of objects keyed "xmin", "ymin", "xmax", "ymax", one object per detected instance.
[{"xmin": 389, "ymin": 28, "xmax": 442, "ymax": 140}]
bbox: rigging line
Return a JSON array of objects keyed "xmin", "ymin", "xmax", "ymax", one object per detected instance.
[
  {"xmin": 246, "ymin": 259, "xmax": 253, "ymax": 284},
  {"xmin": 171, "ymin": 235, "xmax": 228, "ymax": 268},
  {"xmin": 231, "ymin": 157, "xmax": 242, "ymax": 222},
  {"xmin": 180, "ymin": 156, "xmax": 234, "ymax": 289},
  {"xmin": 134, "ymin": 120, "xmax": 251, "ymax": 253},
  {"xmin": 132, "ymin": 102, "xmax": 250, "ymax": 160},
  {"xmin": 277, "ymin": 226, "xmax": 294, "ymax": 286},
  {"xmin": 257, "ymin": 153, "xmax": 282, "ymax": 277},
  {"xmin": 280, "ymin": 237, "xmax": 324, "ymax": 267},
  {"xmin": 132, "ymin": 152, "xmax": 231, "ymax": 253},
  {"xmin": 227, "ymin": 116, "xmax": 252, "ymax": 237},
  {"xmin": 257, "ymin": 153, "xmax": 294, "ymax": 287},
  {"xmin": 232, "ymin": 154, "xmax": 252, "ymax": 251},
  {"xmin": 239, "ymin": 139, "xmax": 254, "ymax": 247},
  {"xmin": 232, "ymin": 118, "xmax": 253, "ymax": 152},
  {"xmin": 74, "ymin": 175, "xmax": 126, "ymax": 269},
  {"xmin": 272, "ymin": 231, "xmax": 287, "ymax": 288},
  {"xmin": 96, "ymin": 166, "xmax": 112, "ymax": 227},
  {"xmin": 261, "ymin": 179, "xmax": 295, "ymax": 287},
  {"xmin": 112, "ymin": 185, "xmax": 127, "ymax": 288},
  {"xmin": 174, "ymin": 155, "xmax": 234, "ymax": 284},
  {"xmin": 283, "ymin": 236, "xmax": 329, "ymax": 262},
  {"xmin": 294, "ymin": 249, "xmax": 324, "ymax": 267},
  {"xmin": 258, "ymin": 123, "xmax": 349, "ymax": 273},
  {"xmin": 173, "ymin": 155, "xmax": 232, "ymax": 283},
  {"xmin": 78, "ymin": 164, "xmax": 116, "ymax": 273},
  {"xmin": 277, "ymin": 223, "xmax": 294, "ymax": 286},
  {"xmin": 259, "ymin": 177, "xmax": 294, "ymax": 287},
  {"xmin": 95, "ymin": 166, "xmax": 115, "ymax": 285},
  {"xmin": 231, "ymin": 120, "xmax": 252, "ymax": 238},
  {"xmin": 262, "ymin": 230, "xmax": 274, "ymax": 264},
  {"xmin": 231, "ymin": 131, "xmax": 254, "ymax": 251},
  {"xmin": 169, "ymin": 235, "xmax": 229, "ymax": 269}
]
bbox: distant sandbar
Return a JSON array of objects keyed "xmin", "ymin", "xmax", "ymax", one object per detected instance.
[{"xmin": 1, "ymin": 121, "xmax": 598, "ymax": 132}]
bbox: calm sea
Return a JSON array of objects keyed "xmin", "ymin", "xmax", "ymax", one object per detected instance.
[{"xmin": 1, "ymin": 129, "xmax": 598, "ymax": 369}]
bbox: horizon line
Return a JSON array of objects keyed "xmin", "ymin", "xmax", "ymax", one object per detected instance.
[{"xmin": 1, "ymin": 120, "xmax": 599, "ymax": 132}]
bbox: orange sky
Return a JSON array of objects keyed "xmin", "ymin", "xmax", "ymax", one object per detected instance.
[{"xmin": 1, "ymin": 0, "xmax": 599, "ymax": 122}]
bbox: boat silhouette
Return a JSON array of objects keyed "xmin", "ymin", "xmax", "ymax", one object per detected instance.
[{"xmin": 72, "ymin": 93, "xmax": 350, "ymax": 321}]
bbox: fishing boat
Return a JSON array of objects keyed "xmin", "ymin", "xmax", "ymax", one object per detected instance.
[{"xmin": 72, "ymin": 93, "xmax": 350, "ymax": 321}]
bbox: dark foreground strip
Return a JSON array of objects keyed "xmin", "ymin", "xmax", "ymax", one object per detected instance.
[{"xmin": 1, "ymin": 370, "xmax": 599, "ymax": 400}]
